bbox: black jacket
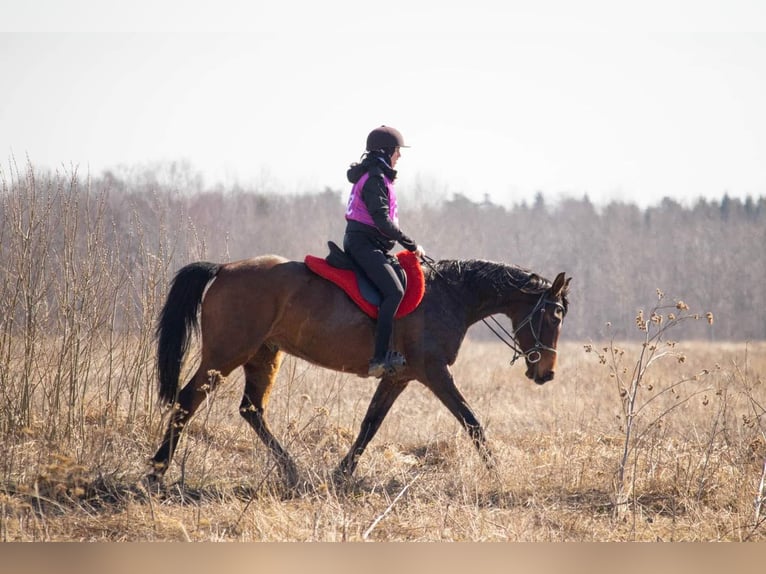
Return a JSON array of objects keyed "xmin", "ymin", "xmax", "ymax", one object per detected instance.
[{"xmin": 345, "ymin": 154, "xmax": 417, "ymax": 253}]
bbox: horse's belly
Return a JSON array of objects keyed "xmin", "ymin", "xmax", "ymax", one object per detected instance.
[{"xmin": 270, "ymin": 290, "xmax": 374, "ymax": 374}]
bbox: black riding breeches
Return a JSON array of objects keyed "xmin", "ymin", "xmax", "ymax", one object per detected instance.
[{"xmin": 343, "ymin": 232, "xmax": 405, "ymax": 361}]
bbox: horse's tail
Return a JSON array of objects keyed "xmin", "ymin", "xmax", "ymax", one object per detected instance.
[{"xmin": 156, "ymin": 261, "xmax": 220, "ymax": 405}]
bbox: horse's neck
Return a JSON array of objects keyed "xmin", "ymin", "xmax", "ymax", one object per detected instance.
[
  {"xmin": 467, "ymin": 289, "xmax": 523, "ymax": 325},
  {"xmin": 434, "ymin": 260, "xmax": 532, "ymax": 325}
]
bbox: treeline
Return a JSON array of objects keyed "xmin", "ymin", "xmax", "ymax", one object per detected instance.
[{"xmin": 2, "ymin": 162, "xmax": 764, "ymax": 346}]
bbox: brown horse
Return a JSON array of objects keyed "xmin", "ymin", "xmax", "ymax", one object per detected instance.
[{"xmin": 148, "ymin": 255, "xmax": 571, "ymax": 487}]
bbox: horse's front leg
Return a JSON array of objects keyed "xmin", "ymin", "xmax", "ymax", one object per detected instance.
[
  {"xmin": 424, "ymin": 363, "xmax": 494, "ymax": 468},
  {"xmin": 334, "ymin": 378, "xmax": 409, "ymax": 481}
]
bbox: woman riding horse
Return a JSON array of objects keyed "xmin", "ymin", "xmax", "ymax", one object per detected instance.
[
  {"xmin": 148, "ymin": 252, "xmax": 570, "ymax": 489},
  {"xmin": 344, "ymin": 125, "xmax": 426, "ymax": 378}
]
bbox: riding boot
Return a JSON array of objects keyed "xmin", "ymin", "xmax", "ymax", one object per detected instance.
[
  {"xmin": 367, "ymin": 359, "xmax": 387, "ymax": 378},
  {"xmin": 368, "ymin": 296, "xmax": 406, "ymax": 377}
]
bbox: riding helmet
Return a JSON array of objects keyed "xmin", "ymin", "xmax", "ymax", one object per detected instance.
[{"xmin": 366, "ymin": 125, "xmax": 409, "ymax": 152}]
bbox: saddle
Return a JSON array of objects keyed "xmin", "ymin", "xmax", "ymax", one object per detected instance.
[{"xmin": 304, "ymin": 242, "xmax": 425, "ymax": 319}]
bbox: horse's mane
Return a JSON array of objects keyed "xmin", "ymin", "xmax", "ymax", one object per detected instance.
[{"xmin": 429, "ymin": 259, "xmax": 551, "ymax": 295}]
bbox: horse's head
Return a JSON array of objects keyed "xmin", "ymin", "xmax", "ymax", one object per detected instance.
[{"xmin": 510, "ymin": 272, "xmax": 571, "ymax": 385}]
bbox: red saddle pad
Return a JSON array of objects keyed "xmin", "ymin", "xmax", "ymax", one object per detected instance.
[{"xmin": 304, "ymin": 250, "xmax": 425, "ymax": 319}]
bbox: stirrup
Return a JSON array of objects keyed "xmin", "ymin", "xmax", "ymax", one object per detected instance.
[
  {"xmin": 368, "ymin": 351, "xmax": 407, "ymax": 378},
  {"xmin": 385, "ymin": 351, "xmax": 406, "ymax": 372}
]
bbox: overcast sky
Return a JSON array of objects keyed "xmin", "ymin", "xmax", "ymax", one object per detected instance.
[{"xmin": 2, "ymin": 1, "xmax": 765, "ymax": 207}]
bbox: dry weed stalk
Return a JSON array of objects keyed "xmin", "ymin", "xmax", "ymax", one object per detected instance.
[
  {"xmin": 362, "ymin": 472, "xmax": 420, "ymax": 539},
  {"xmin": 585, "ymin": 289, "xmax": 714, "ymax": 520}
]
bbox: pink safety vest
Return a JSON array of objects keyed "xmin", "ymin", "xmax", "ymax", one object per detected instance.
[{"xmin": 345, "ymin": 172, "xmax": 398, "ymax": 227}]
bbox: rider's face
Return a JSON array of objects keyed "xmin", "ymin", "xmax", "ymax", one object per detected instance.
[{"xmin": 390, "ymin": 147, "xmax": 401, "ymax": 168}]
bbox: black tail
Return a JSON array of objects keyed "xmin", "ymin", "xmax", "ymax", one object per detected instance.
[{"xmin": 156, "ymin": 261, "xmax": 220, "ymax": 405}]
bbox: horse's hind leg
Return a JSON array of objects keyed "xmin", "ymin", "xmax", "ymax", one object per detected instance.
[
  {"xmin": 150, "ymin": 366, "xmax": 226, "ymax": 480},
  {"xmin": 238, "ymin": 345, "xmax": 299, "ymax": 489},
  {"xmin": 335, "ymin": 378, "xmax": 409, "ymax": 481}
]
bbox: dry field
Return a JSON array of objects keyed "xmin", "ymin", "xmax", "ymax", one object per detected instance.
[{"xmin": 1, "ymin": 337, "xmax": 764, "ymax": 542}]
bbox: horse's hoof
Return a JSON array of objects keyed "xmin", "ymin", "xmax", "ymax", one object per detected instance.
[
  {"xmin": 139, "ymin": 472, "xmax": 165, "ymax": 496},
  {"xmin": 330, "ymin": 467, "xmax": 355, "ymax": 491},
  {"xmin": 279, "ymin": 477, "xmax": 312, "ymax": 499}
]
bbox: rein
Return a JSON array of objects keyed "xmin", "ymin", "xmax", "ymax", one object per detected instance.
[{"xmin": 420, "ymin": 255, "xmax": 563, "ymax": 365}]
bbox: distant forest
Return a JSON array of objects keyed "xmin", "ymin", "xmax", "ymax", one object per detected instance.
[{"xmin": 2, "ymin": 162, "xmax": 764, "ymax": 342}]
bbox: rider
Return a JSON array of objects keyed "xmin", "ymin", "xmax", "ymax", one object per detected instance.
[{"xmin": 344, "ymin": 125, "xmax": 426, "ymax": 378}]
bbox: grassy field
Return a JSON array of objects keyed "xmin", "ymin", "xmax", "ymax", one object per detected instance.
[{"xmin": 1, "ymin": 337, "xmax": 764, "ymax": 542}]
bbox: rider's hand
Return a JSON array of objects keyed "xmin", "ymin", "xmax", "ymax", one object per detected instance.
[{"xmin": 414, "ymin": 245, "xmax": 426, "ymax": 259}]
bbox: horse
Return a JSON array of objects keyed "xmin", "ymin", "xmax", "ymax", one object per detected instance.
[{"xmin": 148, "ymin": 254, "xmax": 571, "ymax": 488}]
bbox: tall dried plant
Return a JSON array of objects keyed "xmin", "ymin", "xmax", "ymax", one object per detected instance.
[
  {"xmin": 585, "ymin": 289, "xmax": 715, "ymax": 520},
  {"xmin": 0, "ymin": 162, "xmax": 186, "ymax": 445}
]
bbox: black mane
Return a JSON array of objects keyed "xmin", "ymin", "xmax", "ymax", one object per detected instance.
[{"xmin": 428, "ymin": 258, "xmax": 551, "ymax": 295}]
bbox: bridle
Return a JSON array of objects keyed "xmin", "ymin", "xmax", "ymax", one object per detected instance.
[
  {"xmin": 421, "ymin": 256, "xmax": 566, "ymax": 365},
  {"xmin": 482, "ymin": 292, "xmax": 566, "ymax": 365}
]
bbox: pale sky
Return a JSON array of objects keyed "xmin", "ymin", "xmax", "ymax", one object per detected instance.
[{"xmin": 2, "ymin": 1, "xmax": 765, "ymax": 208}]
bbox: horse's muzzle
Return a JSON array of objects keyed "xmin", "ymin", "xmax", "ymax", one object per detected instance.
[{"xmin": 526, "ymin": 364, "xmax": 555, "ymax": 385}]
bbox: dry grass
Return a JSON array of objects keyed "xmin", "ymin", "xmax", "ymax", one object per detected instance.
[{"xmin": 1, "ymin": 339, "xmax": 764, "ymax": 541}]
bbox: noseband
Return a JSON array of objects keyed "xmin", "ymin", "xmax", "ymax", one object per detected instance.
[{"xmin": 483, "ymin": 292, "xmax": 566, "ymax": 365}]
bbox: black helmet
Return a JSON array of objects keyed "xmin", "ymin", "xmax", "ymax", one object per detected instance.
[{"xmin": 366, "ymin": 125, "xmax": 408, "ymax": 152}]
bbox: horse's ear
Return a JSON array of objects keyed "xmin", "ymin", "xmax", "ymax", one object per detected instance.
[{"xmin": 551, "ymin": 272, "xmax": 570, "ymax": 297}]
